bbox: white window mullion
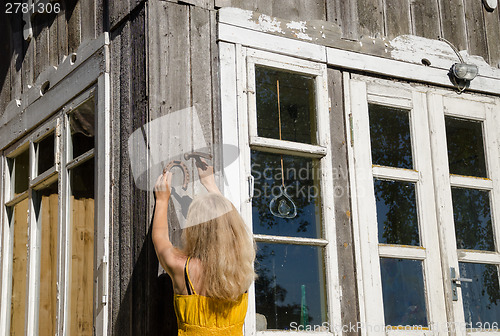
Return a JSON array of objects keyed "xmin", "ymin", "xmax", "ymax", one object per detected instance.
[
  {"xmin": 0, "ymin": 154, "xmax": 9, "ymax": 336},
  {"xmin": 484, "ymin": 102, "xmax": 500, "ymax": 257},
  {"xmin": 426, "ymin": 92, "xmax": 467, "ymax": 336},
  {"xmin": 59, "ymin": 111, "xmax": 70, "ymax": 336},
  {"xmin": 349, "ymin": 78, "xmax": 386, "ymax": 335},
  {"xmin": 93, "ymin": 72, "xmax": 111, "ymax": 335},
  {"xmin": 411, "ymin": 90, "xmax": 448, "ymax": 330},
  {"xmin": 26, "ymin": 141, "xmax": 38, "ymax": 335}
]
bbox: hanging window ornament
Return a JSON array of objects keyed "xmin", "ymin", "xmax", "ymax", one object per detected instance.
[{"xmin": 269, "ymin": 79, "xmax": 298, "ymax": 219}]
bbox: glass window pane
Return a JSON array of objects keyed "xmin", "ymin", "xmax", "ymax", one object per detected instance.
[
  {"xmin": 69, "ymin": 98, "xmax": 95, "ymax": 159},
  {"xmin": 255, "ymin": 66, "xmax": 317, "ymax": 144},
  {"xmin": 36, "ymin": 134, "xmax": 55, "ymax": 175},
  {"xmin": 9, "ymin": 197, "xmax": 30, "ymax": 335},
  {"xmin": 459, "ymin": 263, "xmax": 500, "ymax": 327},
  {"xmin": 452, "ymin": 188, "xmax": 494, "ymax": 251},
  {"xmin": 34, "ymin": 182, "xmax": 58, "ymax": 336},
  {"xmin": 380, "ymin": 258, "xmax": 428, "ymax": 327},
  {"xmin": 251, "ymin": 150, "xmax": 322, "ymax": 239},
  {"xmin": 255, "ymin": 243, "xmax": 327, "ymax": 331},
  {"xmin": 445, "ymin": 117, "xmax": 487, "ymax": 177},
  {"xmin": 369, "ymin": 104, "xmax": 413, "ymax": 169},
  {"xmin": 69, "ymin": 158, "xmax": 94, "ymax": 336},
  {"xmin": 375, "ymin": 179, "xmax": 420, "ymax": 246},
  {"xmin": 13, "ymin": 149, "xmax": 29, "ymax": 195}
]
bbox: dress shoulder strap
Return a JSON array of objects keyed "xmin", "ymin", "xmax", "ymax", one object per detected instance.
[{"xmin": 183, "ymin": 257, "xmax": 197, "ymax": 295}]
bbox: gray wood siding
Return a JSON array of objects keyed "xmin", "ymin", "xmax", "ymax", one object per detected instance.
[
  {"xmin": 0, "ymin": 0, "xmax": 104, "ymax": 117},
  {"xmin": 219, "ymin": 0, "xmax": 500, "ymax": 67}
]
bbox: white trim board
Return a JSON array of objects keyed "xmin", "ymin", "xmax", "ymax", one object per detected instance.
[{"xmin": 217, "ymin": 9, "xmax": 500, "ymax": 96}]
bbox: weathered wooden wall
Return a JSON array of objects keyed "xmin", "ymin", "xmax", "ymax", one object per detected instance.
[
  {"xmin": 217, "ymin": 0, "xmax": 500, "ymax": 68},
  {"xmin": 0, "ymin": 0, "xmax": 105, "ymax": 115}
]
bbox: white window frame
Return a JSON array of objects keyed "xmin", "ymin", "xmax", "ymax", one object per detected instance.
[
  {"xmin": 220, "ymin": 43, "xmax": 341, "ymax": 336},
  {"xmin": 0, "ymin": 71, "xmax": 110, "ymax": 335},
  {"xmin": 346, "ymin": 74, "xmax": 500, "ymax": 336},
  {"xmin": 427, "ymin": 92, "xmax": 500, "ymax": 336}
]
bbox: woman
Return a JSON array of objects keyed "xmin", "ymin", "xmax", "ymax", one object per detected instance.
[{"xmin": 152, "ymin": 160, "xmax": 256, "ymax": 335}]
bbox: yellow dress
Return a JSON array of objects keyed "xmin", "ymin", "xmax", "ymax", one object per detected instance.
[{"xmin": 174, "ymin": 257, "xmax": 248, "ymax": 336}]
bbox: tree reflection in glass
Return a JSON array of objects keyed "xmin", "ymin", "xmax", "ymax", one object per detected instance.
[
  {"xmin": 255, "ymin": 66, "xmax": 317, "ymax": 145},
  {"xmin": 380, "ymin": 258, "xmax": 428, "ymax": 327},
  {"xmin": 445, "ymin": 117, "xmax": 487, "ymax": 178},
  {"xmin": 374, "ymin": 179, "xmax": 420, "ymax": 246},
  {"xmin": 251, "ymin": 150, "xmax": 322, "ymax": 239},
  {"xmin": 459, "ymin": 262, "xmax": 500, "ymax": 326},
  {"xmin": 369, "ymin": 104, "xmax": 413, "ymax": 169},
  {"xmin": 255, "ymin": 243, "xmax": 327, "ymax": 330},
  {"xmin": 451, "ymin": 187, "xmax": 494, "ymax": 251}
]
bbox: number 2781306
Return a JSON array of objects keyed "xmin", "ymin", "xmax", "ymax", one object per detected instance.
[{"xmin": 5, "ymin": 2, "xmax": 61, "ymax": 14}]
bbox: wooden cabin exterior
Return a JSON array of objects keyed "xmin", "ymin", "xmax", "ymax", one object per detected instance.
[{"xmin": 0, "ymin": 0, "xmax": 500, "ymax": 335}]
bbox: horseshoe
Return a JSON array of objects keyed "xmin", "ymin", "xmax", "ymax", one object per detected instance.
[{"xmin": 163, "ymin": 160, "xmax": 190, "ymax": 190}]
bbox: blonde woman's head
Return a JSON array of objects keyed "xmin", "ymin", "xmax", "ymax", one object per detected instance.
[{"xmin": 182, "ymin": 192, "xmax": 256, "ymax": 301}]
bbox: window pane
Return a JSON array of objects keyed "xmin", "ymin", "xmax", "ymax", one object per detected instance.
[
  {"xmin": 375, "ymin": 179, "xmax": 420, "ymax": 246},
  {"xmin": 69, "ymin": 158, "xmax": 94, "ymax": 336},
  {"xmin": 380, "ymin": 258, "xmax": 428, "ymax": 327},
  {"xmin": 13, "ymin": 149, "xmax": 29, "ymax": 195},
  {"xmin": 255, "ymin": 66, "xmax": 317, "ymax": 144},
  {"xmin": 34, "ymin": 183, "xmax": 58, "ymax": 336},
  {"xmin": 445, "ymin": 117, "xmax": 487, "ymax": 177},
  {"xmin": 251, "ymin": 150, "xmax": 322, "ymax": 239},
  {"xmin": 255, "ymin": 243, "xmax": 327, "ymax": 331},
  {"xmin": 452, "ymin": 188, "xmax": 494, "ymax": 251},
  {"xmin": 459, "ymin": 263, "xmax": 500, "ymax": 327},
  {"xmin": 369, "ymin": 104, "xmax": 413, "ymax": 169},
  {"xmin": 69, "ymin": 98, "xmax": 95, "ymax": 159},
  {"xmin": 9, "ymin": 197, "xmax": 29, "ymax": 335},
  {"xmin": 36, "ymin": 134, "xmax": 55, "ymax": 175}
]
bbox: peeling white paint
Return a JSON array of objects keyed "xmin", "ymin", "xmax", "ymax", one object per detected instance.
[
  {"xmin": 257, "ymin": 14, "xmax": 284, "ymax": 34},
  {"xmin": 286, "ymin": 21, "xmax": 313, "ymax": 40}
]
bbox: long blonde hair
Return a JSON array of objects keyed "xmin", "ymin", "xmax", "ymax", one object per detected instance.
[{"xmin": 182, "ymin": 192, "xmax": 256, "ymax": 301}]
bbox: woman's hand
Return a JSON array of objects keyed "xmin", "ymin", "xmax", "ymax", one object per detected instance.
[
  {"xmin": 154, "ymin": 171, "xmax": 173, "ymax": 203},
  {"xmin": 196, "ymin": 158, "xmax": 221, "ymax": 194}
]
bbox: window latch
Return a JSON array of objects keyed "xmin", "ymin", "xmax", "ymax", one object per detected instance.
[
  {"xmin": 248, "ymin": 175, "xmax": 254, "ymax": 202},
  {"xmin": 450, "ymin": 267, "xmax": 472, "ymax": 301}
]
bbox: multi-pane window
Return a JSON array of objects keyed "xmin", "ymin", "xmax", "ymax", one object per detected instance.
[
  {"xmin": 1, "ymin": 93, "xmax": 96, "ymax": 335},
  {"xmin": 349, "ymin": 76, "xmax": 500, "ymax": 336},
  {"xmin": 443, "ymin": 111, "xmax": 500, "ymax": 329},
  {"xmin": 236, "ymin": 49, "xmax": 339, "ymax": 334}
]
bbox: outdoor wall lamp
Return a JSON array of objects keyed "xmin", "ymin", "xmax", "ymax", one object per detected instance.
[
  {"xmin": 451, "ymin": 63, "xmax": 478, "ymax": 81},
  {"xmin": 439, "ymin": 37, "xmax": 479, "ymax": 93}
]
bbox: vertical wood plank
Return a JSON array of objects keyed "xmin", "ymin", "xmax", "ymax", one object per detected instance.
[
  {"xmin": 210, "ymin": 9, "xmax": 224, "ymax": 190},
  {"xmin": 356, "ymin": 0, "xmax": 384, "ymax": 37},
  {"xmin": 327, "ymin": 68, "xmax": 360, "ymax": 335},
  {"xmin": 80, "ymin": 0, "xmax": 97, "ymax": 42},
  {"xmin": 190, "ymin": 5, "xmax": 213, "ymax": 188},
  {"xmin": 410, "ymin": 0, "xmax": 441, "ymax": 39},
  {"xmin": 0, "ymin": 10, "xmax": 12, "ymax": 114},
  {"xmin": 66, "ymin": 0, "xmax": 81, "ymax": 54},
  {"xmin": 57, "ymin": 4, "xmax": 68, "ymax": 63},
  {"xmin": 464, "ymin": 0, "xmax": 489, "ymax": 63},
  {"xmin": 438, "ymin": 0, "xmax": 467, "ymax": 51},
  {"xmin": 33, "ymin": 14, "xmax": 50, "ymax": 82},
  {"xmin": 95, "ymin": 0, "xmax": 105, "ymax": 36},
  {"xmin": 10, "ymin": 12, "xmax": 23, "ymax": 102},
  {"xmin": 484, "ymin": 3, "xmax": 500, "ymax": 67},
  {"xmin": 21, "ymin": 35, "xmax": 34, "ymax": 95},
  {"xmin": 271, "ymin": 0, "xmax": 326, "ymax": 21},
  {"xmin": 326, "ymin": 0, "xmax": 359, "ymax": 40},
  {"xmin": 385, "ymin": 0, "xmax": 411, "ymax": 39},
  {"xmin": 48, "ymin": 12, "xmax": 59, "ymax": 67}
]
